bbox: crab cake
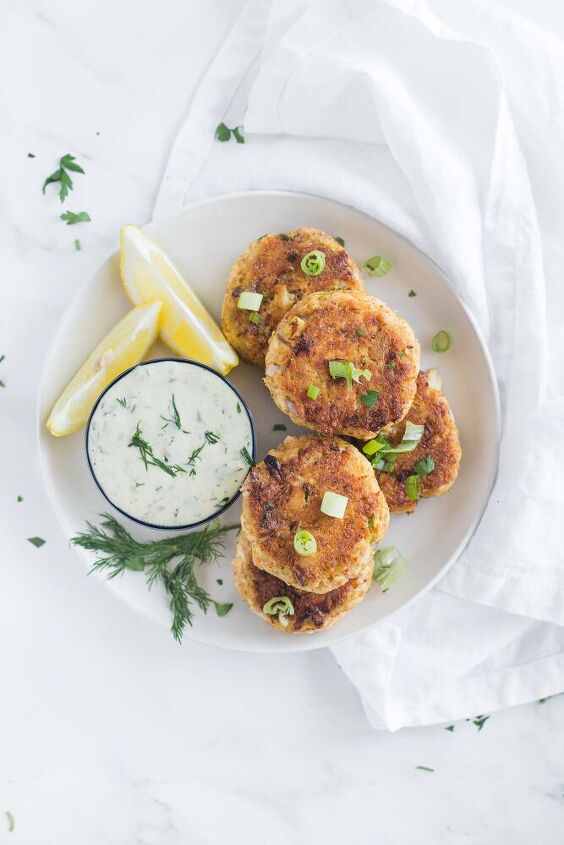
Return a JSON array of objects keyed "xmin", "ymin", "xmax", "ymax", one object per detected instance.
[
  {"xmin": 241, "ymin": 434, "xmax": 389, "ymax": 594},
  {"xmin": 265, "ymin": 290, "xmax": 420, "ymax": 439},
  {"xmin": 232, "ymin": 534, "xmax": 374, "ymax": 634},
  {"xmin": 374, "ymin": 370, "xmax": 462, "ymax": 514},
  {"xmin": 221, "ymin": 228, "xmax": 362, "ymax": 367}
]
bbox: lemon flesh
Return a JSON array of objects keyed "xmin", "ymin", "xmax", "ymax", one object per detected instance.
[
  {"xmin": 119, "ymin": 225, "xmax": 238, "ymax": 374},
  {"xmin": 46, "ymin": 301, "xmax": 163, "ymax": 437}
]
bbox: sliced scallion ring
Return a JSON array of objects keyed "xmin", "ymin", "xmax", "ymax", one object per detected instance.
[
  {"xmin": 373, "ymin": 545, "xmax": 409, "ymax": 591},
  {"xmin": 320, "ymin": 491, "xmax": 348, "ymax": 519},
  {"xmin": 379, "ymin": 420, "xmax": 424, "ymax": 456},
  {"xmin": 431, "ymin": 330, "xmax": 451, "ymax": 353},
  {"xmin": 405, "ymin": 474, "xmax": 421, "ymax": 501},
  {"xmin": 306, "ymin": 384, "xmax": 320, "ymax": 400},
  {"xmin": 237, "ymin": 291, "xmax": 263, "ymax": 311},
  {"xmin": 414, "ymin": 456, "xmax": 435, "ymax": 476},
  {"xmin": 328, "ymin": 360, "xmax": 372, "ymax": 390},
  {"xmin": 293, "ymin": 529, "xmax": 317, "ymax": 557},
  {"xmin": 365, "ymin": 256, "xmax": 392, "ymax": 277},
  {"xmin": 262, "ymin": 595, "xmax": 295, "ymax": 627},
  {"xmin": 362, "ymin": 438, "xmax": 387, "ymax": 457},
  {"xmin": 301, "ymin": 250, "xmax": 326, "ymax": 275}
]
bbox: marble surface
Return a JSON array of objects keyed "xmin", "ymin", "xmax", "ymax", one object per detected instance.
[{"xmin": 1, "ymin": 0, "xmax": 564, "ymax": 842}]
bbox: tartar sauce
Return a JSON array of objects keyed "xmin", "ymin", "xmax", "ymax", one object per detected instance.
[{"xmin": 87, "ymin": 359, "xmax": 254, "ymax": 528}]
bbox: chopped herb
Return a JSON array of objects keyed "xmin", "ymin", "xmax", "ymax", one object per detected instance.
[
  {"xmin": 0, "ymin": 354, "xmax": 4, "ymax": 364},
  {"xmin": 236, "ymin": 402, "xmax": 241, "ymax": 413},
  {"xmin": 5, "ymin": 811, "xmax": 14, "ymax": 832},
  {"xmin": 215, "ymin": 122, "xmax": 245, "ymax": 143},
  {"xmin": 74, "ymin": 239, "xmax": 81, "ymax": 251},
  {"xmin": 205, "ymin": 430, "xmax": 220, "ymax": 444},
  {"xmin": 187, "ymin": 443, "xmax": 206, "ymax": 469},
  {"xmin": 17, "ymin": 495, "xmax": 23, "ymax": 502},
  {"xmin": 273, "ymin": 423, "xmax": 287, "ymax": 431},
  {"xmin": 538, "ymin": 697, "xmax": 551, "ymax": 704},
  {"xmin": 416, "ymin": 766, "xmax": 434, "ymax": 773},
  {"xmin": 249, "ymin": 311, "xmax": 260, "ymax": 324},
  {"xmin": 334, "ymin": 235, "xmax": 345, "ymax": 247},
  {"xmin": 373, "ymin": 545, "xmax": 408, "ymax": 591},
  {"xmin": 328, "ymin": 360, "xmax": 372, "ymax": 389},
  {"xmin": 216, "ymin": 496, "xmax": 230, "ymax": 509},
  {"xmin": 473, "ymin": 714, "xmax": 490, "ymax": 731},
  {"xmin": 405, "ymin": 474, "xmax": 420, "ymax": 501},
  {"xmin": 160, "ymin": 394, "xmax": 182, "ymax": 429},
  {"xmin": 365, "ymin": 256, "xmax": 392, "ymax": 277},
  {"xmin": 116, "ymin": 397, "xmax": 127, "ymax": 408},
  {"xmin": 0, "ymin": 380, "xmax": 4, "ymax": 388},
  {"xmin": 432, "ymin": 330, "xmax": 451, "ymax": 353},
  {"xmin": 240, "ymin": 446, "xmax": 254, "ymax": 467},
  {"xmin": 408, "ymin": 289, "xmax": 417, "ymax": 297},
  {"xmin": 397, "ymin": 350, "xmax": 405, "ymax": 358},
  {"xmin": 42, "ymin": 153, "xmax": 85, "ymax": 202},
  {"xmin": 214, "ymin": 601, "xmax": 233, "ymax": 617},
  {"xmin": 360, "ymin": 389, "xmax": 379, "ymax": 408},
  {"xmin": 28, "ymin": 152, "xmax": 35, "ymax": 158},
  {"xmin": 445, "ymin": 725, "xmax": 455, "ymax": 732},
  {"xmin": 216, "ymin": 578, "xmax": 223, "ymax": 585},
  {"xmin": 388, "ymin": 360, "xmax": 396, "ymax": 370},
  {"xmin": 60, "ymin": 210, "xmax": 91, "ymax": 225},
  {"xmin": 414, "ymin": 456, "xmax": 435, "ymax": 476},
  {"xmin": 355, "ymin": 326, "xmax": 366, "ymax": 337},
  {"xmin": 306, "ymin": 384, "xmax": 320, "ymax": 400},
  {"xmin": 28, "ymin": 536, "xmax": 46, "ymax": 548},
  {"xmin": 72, "ymin": 514, "xmax": 238, "ymax": 641},
  {"xmin": 276, "ymin": 233, "xmax": 290, "ymax": 241},
  {"xmin": 129, "ymin": 423, "xmax": 186, "ymax": 477}
]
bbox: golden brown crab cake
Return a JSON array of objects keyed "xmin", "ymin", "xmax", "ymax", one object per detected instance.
[
  {"xmin": 232, "ymin": 534, "xmax": 374, "ymax": 634},
  {"xmin": 221, "ymin": 228, "xmax": 362, "ymax": 367},
  {"xmin": 240, "ymin": 434, "xmax": 389, "ymax": 594},
  {"xmin": 264, "ymin": 290, "xmax": 420, "ymax": 439},
  {"xmin": 374, "ymin": 370, "xmax": 462, "ymax": 514}
]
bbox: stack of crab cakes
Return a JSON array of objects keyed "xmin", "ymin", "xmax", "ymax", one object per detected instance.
[
  {"xmin": 235, "ymin": 435, "xmax": 389, "ymax": 633},
  {"xmin": 223, "ymin": 226, "xmax": 462, "ymax": 633}
]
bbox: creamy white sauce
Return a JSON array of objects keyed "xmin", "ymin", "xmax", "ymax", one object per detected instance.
[{"xmin": 87, "ymin": 360, "xmax": 253, "ymax": 527}]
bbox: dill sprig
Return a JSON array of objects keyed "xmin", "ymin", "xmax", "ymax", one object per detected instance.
[
  {"xmin": 161, "ymin": 393, "xmax": 184, "ymax": 430},
  {"xmin": 129, "ymin": 422, "xmax": 186, "ymax": 477},
  {"xmin": 71, "ymin": 514, "xmax": 237, "ymax": 641}
]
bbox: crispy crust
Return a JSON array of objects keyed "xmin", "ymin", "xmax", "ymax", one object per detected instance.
[
  {"xmin": 264, "ymin": 290, "xmax": 420, "ymax": 439},
  {"xmin": 221, "ymin": 228, "xmax": 362, "ymax": 367},
  {"xmin": 232, "ymin": 534, "xmax": 374, "ymax": 634},
  {"xmin": 240, "ymin": 434, "xmax": 389, "ymax": 593},
  {"xmin": 375, "ymin": 371, "xmax": 462, "ymax": 514}
]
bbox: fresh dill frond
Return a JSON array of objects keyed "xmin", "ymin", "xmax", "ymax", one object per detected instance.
[
  {"xmin": 72, "ymin": 514, "xmax": 238, "ymax": 641},
  {"xmin": 240, "ymin": 446, "xmax": 254, "ymax": 467},
  {"xmin": 129, "ymin": 422, "xmax": 186, "ymax": 477},
  {"xmin": 161, "ymin": 393, "xmax": 183, "ymax": 430},
  {"xmin": 205, "ymin": 430, "xmax": 220, "ymax": 444}
]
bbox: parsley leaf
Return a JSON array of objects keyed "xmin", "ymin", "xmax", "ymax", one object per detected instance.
[
  {"xmin": 361, "ymin": 389, "xmax": 379, "ymax": 408},
  {"xmin": 408, "ymin": 289, "xmax": 417, "ymax": 297},
  {"xmin": 28, "ymin": 536, "xmax": 46, "ymax": 548},
  {"xmin": 215, "ymin": 123, "xmax": 245, "ymax": 144},
  {"xmin": 60, "ymin": 210, "xmax": 91, "ymax": 225},
  {"xmin": 42, "ymin": 154, "xmax": 85, "ymax": 202}
]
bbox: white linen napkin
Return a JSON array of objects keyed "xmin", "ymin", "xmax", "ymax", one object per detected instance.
[{"xmin": 154, "ymin": 0, "xmax": 564, "ymax": 729}]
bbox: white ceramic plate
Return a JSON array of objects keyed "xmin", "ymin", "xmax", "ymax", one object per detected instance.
[{"xmin": 37, "ymin": 191, "xmax": 500, "ymax": 653}]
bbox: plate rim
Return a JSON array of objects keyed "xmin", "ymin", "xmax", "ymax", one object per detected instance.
[{"xmin": 36, "ymin": 188, "xmax": 502, "ymax": 653}]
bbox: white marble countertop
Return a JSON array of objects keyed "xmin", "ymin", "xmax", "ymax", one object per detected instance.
[{"xmin": 2, "ymin": 0, "xmax": 564, "ymax": 842}]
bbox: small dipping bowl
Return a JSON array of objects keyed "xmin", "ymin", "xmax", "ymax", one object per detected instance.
[{"xmin": 85, "ymin": 358, "xmax": 256, "ymax": 530}]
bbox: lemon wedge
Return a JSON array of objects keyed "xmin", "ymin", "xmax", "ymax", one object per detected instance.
[
  {"xmin": 46, "ymin": 301, "xmax": 163, "ymax": 436},
  {"xmin": 119, "ymin": 225, "xmax": 238, "ymax": 374}
]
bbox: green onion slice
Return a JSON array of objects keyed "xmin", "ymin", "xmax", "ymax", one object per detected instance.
[
  {"xmin": 360, "ymin": 389, "xmax": 379, "ymax": 407},
  {"xmin": 320, "ymin": 491, "xmax": 348, "ymax": 519},
  {"xmin": 405, "ymin": 474, "xmax": 421, "ymax": 501},
  {"xmin": 262, "ymin": 596, "xmax": 295, "ymax": 627},
  {"xmin": 380, "ymin": 420, "xmax": 424, "ymax": 456},
  {"xmin": 365, "ymin": 256, "xmax": 392, "ymax": 277},
  {"xmin": 373, "ymin": 545, "xmax": 409, "ymax": 591},
  {"xmin": 414, "ymin": 456, "xmax": 435, "ymax": 476},
  {"xmin": 307, "ymin": 384, "xmax": 320, "ymax": 400},
  {"xmin": 294, "ymin": 530, "xmax": 317, "ymax": 557},
  {"xmin": 328, "ymin": 360, "xmax": 372, "ymax": 389},
  {"xmin": 432, "ymin": 330, "xmax": 451, "ymax": 353},
  {"xmin": 362, "ymin": 438, "xmax": 388, "ymax": 457},
  {"xmin": 249, "ymin": 311, "xmax": 260, "ymax": 324},
  {"xmin": 301, "ymin": 250, "xmax": 326, "ymax": 275},
  {"xmin": 238, "ymin": 291, "xmax": 263, "ymax": 311},
  {"xmin": 334, "ymin": 236, "xmax": 345, "ymax": 247}
]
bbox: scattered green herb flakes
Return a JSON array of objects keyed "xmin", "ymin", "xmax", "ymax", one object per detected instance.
[
  {"xmin": 159, "ymin": 394, "xmax": 182, "ymax": 429},
  {"xmin": 355, "ymin": 326, "xmax": 366, "ymax": 337},
  {"xmin": 116, "ymin": 397, "xmax": 127, "ymax": 408},
  {"xmin": 445, "ymin": 725, "xmax": 455, "ymax": 732},
  {"xmin": 42, "ymin": 153, "xmax": 85, "ymax": 202},
  {"xmin": 416, "ymin": 766, "xmax": 434, "ymax": 773},
  {"xmin": 408, "ymin": 289, "xmax": 417, "ymax": 297},
  {"xmin": 0, "ymin": 354, "xmax": 5, "ymax": 387},
  {"xmin": 432, "ymin": 330, "xmax": 451, "ymax": 353},
  {"xmin": 276, "ymin": 232, "xmax": 290, "ymax": 241},
  {"xmin": 240, "ymin": 446, "xmax": 254, "ymax": 467},
  {"xmin": 72, "ymin": 514, "xmax": 238, "ymax": 641},
  {"xmin": 75, "ymin": 239, "xmax": 81, "ymax": 251},
  {"xmin": 215, "ymin": 123, "xmax": 245, "ymax": 144},
  {"xmin": 236, "ymin": 402, "xmax": 241, "ymax": 413},
  {"xmin": 28, "ymin": 536, "xmax": 46, "ymax": 548},
  {"xmin": 60, "ymin": 210, "xmax": 91, "ymax": 225},
  {"xmin": 328, "ymin": 360, "xmax": 371, "ymax": 389},
  {"xmin": 273, "ymin": 423, "xmax": 287, "ymax": 431},
  {"xmin": 28, "ymin": 152, "xmax": 35, "ymax": 158},
  {"xmin": 214, "ymin": 601, "xmax": 233, "ymax": 617},
  {"xmin": 388, "ymin": 360, "xmax": 396, "ymax": 370},
  {"xmin": 216, "ymin": 578, "xmax": 223, "ymax": 586},
  {"xmin": 307, "ymin": 384, "xmax": 320, "ymax": 400},
  {"xmin": 365, "ymin": 256, "xmax": 392, "ymax": 277},
  {"xmin": 414, "ymin": 456, "xmax": 435, "ymax": 476},
  {"xmin": 360, "ymin": 389, "xmax": 379, "ymax": 408},
  {"xmin": 5, "ymin": 811, "xmax": 14, "ymax": 832},
  {"xmin": 205, "ymin": 430, "xmax": 220, "ymax": 444},
  {"xmin": 249, "ymin": 311, "xmax": 260, "ymax": 324},
  {"xmin": 216, "ymin": 496, "xmax": 230, "ymax": 509},
  {"xmin": 17, "ymin": 495, "xmax": 23, "ymax": 502},
  {"xmin": 473, "ymin": 714, "xmax": 490, "ymax": 731},
  {"xmin": 129, "ymin": 423, "xmax": 186, "ymax": 477},
  {"xmin": 334, "ymin": 236, "xmax": 345, "ymax": 247}
]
